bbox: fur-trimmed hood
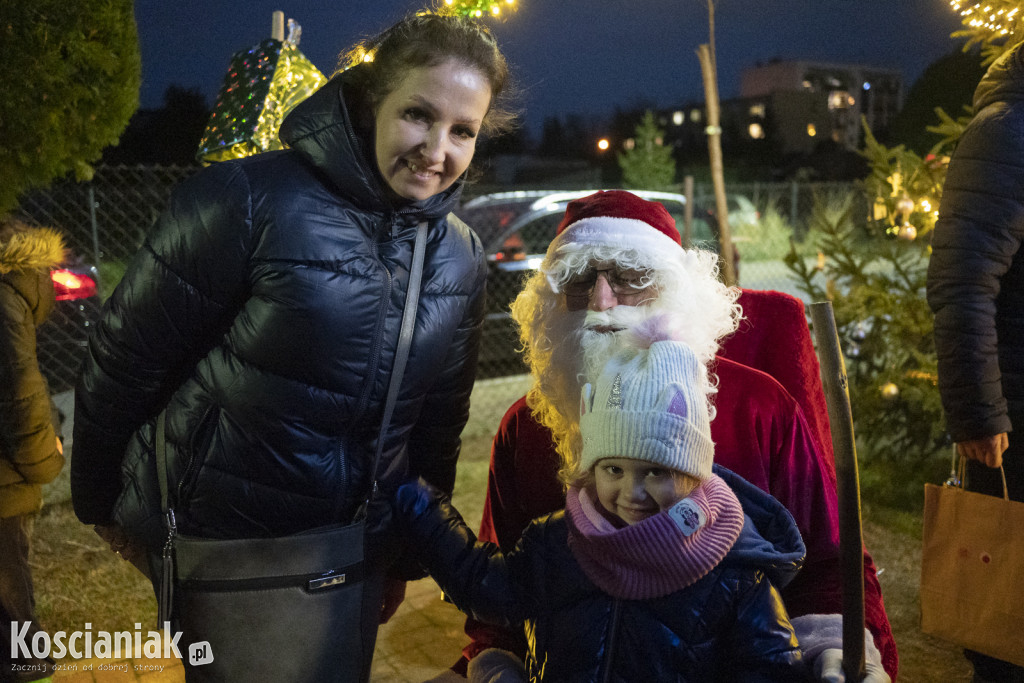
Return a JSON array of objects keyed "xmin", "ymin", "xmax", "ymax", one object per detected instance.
[
  {"xmin": 0, "ymin": 224, "xmax": 66, "ymax": 274},
  {"xmin": 0, "ymin": 222, "xmax": 64, "ymax": 326}
]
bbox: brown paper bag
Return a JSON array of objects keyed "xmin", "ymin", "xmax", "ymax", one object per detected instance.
[{"xmin": 920, "ymin": 467, "xmax": 1024, "ymax": 667}]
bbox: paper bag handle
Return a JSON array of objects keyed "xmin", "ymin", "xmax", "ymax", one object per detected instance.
[{"xmin": 946, "ymin": 445, "xmax": 1009, "ymax": 501}]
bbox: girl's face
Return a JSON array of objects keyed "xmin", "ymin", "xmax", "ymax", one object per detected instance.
[
  {"xmin": 592, "ymin": 458, "xmax": 698, "ymax": 526},
  {"xmin": 374, "ymin": 59, "xmax": 492, "ymax": 202}
]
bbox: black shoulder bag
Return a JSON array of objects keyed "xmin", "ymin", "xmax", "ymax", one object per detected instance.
[{"xmin": 154, "ymin": 221, "xmax": 428, "ymax": 683}]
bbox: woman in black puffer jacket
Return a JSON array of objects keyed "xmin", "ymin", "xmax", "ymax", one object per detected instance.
[{"xmin": 70, "ymin": 13, "xmax": 514, "ymax": 676}]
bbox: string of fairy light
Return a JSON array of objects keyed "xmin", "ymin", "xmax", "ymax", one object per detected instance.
[
  {"xmin": 442, "ymin": 0, "xmax": 516, "ymax": 17},
  {"xmin": 949, "ymin": 1, "xmax": 1020, "ymax": 37}
]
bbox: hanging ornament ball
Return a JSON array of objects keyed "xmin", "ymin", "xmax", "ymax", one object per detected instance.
[
  {"xmin": 880, "ymin": 382, "xmax": 900, "ymax": 401},
  {"xmin": 847, "ymin": 342, "xmax": 861, "ymax": 358},
  {"xmin": 896, "ymin": 194, "xmax": 915, "ymax": 216},
  {"xmin": 898, "ymin": 222, "xmax": 918, "ymax": 241},
  {"xmin": 852, "ymin": 321, "xmax": 868, "ymax": 341}
]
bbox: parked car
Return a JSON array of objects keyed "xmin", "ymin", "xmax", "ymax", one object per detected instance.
[
  {"xmin": 37, "ymin": 258, "xmax": 102, "ymax": 393},
  {"xmin": 455, "ymin": 190, "xmax": 728, "ymax": 377}
]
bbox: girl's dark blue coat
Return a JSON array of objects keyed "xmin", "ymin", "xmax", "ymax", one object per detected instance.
[{"xmin": 396, "ymin": 466, "xmax": 810, "ymax": 682}]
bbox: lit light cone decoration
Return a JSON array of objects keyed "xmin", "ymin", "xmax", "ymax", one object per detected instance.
[
  {"xmin": 440, "ymin": 0, "xmax": 517, "ymax": 17},
  {"xmin": 880, "ymin": 382, "xmax": 900, "ymax": 401},
  {"xmin": 196, "ymin": 19, "xmax": 327, "ymax": 164}
]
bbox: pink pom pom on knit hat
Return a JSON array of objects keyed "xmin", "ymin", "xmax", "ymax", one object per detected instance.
[{"xmin": 550, "ymin": 190, "xmax": 683, "ymax": 257}]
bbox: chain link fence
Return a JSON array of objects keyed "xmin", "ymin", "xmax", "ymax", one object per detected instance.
[{"xmin": 16, "ymin": 166, "xmax": 862, "ymax": 423}]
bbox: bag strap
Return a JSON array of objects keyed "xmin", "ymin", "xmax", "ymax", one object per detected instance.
[{"xmin": 156, "ymin": 411, "xmax": 170, "ymax": 514}]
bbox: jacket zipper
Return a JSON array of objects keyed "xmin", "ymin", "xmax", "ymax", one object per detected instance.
[
  {"xmin": 175, "ymin": 404, "xmax": 218, "ymax": 503},
  {"xmin": 600, "ymin": 598, "xmax": 622, "ymax": 683},
  {"xmin": 339, "ymin": 215, "xmax": 396, "ymax": 512}
]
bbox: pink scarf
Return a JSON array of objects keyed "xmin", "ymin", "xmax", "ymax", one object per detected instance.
[{"xmin": 565, "ymin": 474, "xmax": 744, "ymax": 600}]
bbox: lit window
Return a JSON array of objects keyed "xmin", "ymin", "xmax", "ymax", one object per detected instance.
[
  {"xmin": 807, "ymin": 123, "xmax": 817, "ymax": 137},
  {"xmin": 690, "ymin": 109, "xmax": 702, "ymax": 123},
  {"xmin": 848, "ymin": 95, "xmax": 856, "ymax": 106},
  {"xmin": 749, "ymin": 103, "xmax": 766, "ymax": 118},
  {"xmin": 672, "ymin": 110, "xmax": 684, "ymax": 126},
  {"xmin": 828, "ymin": 91, "xmax": 851, "ymax": 109},
  {"xmin": 802, "ymin": 79, "xmax": 812, "ymax": 89},
  {"xmin": 623, "ymin": 138, "xmax": 635, "ymax": 150},
  {"xmin": 748, "ymin": 122, "xmax": 765, "ymax": 139}
]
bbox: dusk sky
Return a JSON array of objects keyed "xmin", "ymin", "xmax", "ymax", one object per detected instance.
[{"xmin": 134, "ymin": 0, "xmax": 965, "ymax": 134}]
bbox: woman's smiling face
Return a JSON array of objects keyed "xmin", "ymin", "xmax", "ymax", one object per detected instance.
[{"xmin": 374, "ymin": 59, "xmax": 492, "ymax": 202}]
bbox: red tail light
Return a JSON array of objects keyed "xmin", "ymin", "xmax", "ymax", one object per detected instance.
[{"xmin": 51, "ymin": 269, "xmax": 98, "ymax": 301}]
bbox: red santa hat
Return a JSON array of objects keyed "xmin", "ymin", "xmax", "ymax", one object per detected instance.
[{"xmin": 548, "ymin": 190, "xmax": 683, "ymax": 259}]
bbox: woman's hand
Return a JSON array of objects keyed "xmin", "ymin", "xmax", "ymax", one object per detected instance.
[
  {"xmin": 94, "ymin": 524, "xmax": 152, "ymax": 580},
  {"xmin": 379, "ymin": 577, "xmax": 408, "ymax": 624}
]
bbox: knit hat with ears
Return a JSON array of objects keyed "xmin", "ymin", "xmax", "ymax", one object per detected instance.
[
  {"xmin": 579, "ymin": 319, "xmax": 713, "ymax": 479},
  {"xmin": 549, "ymin": 190, "xmax": 682, "ymax": 258}
]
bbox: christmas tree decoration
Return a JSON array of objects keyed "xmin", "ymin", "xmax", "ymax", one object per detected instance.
[
  {"xmin": 880, "ymin": 382, "xmax": 900, "ymax": 401},
  {"xmin": 438, "ymin": 0, "xmax": 517, "ymax": 18},
  {"xmin": 898, "ymin": 222, "xmax": 918, "ymax": 241},
  {"xmin": 896, "ymin": 193, "xmax": 915, "ymax": 219},
  {"xmin": 196, "ymin": 20, "xmax": 326, "ymax": 165}
]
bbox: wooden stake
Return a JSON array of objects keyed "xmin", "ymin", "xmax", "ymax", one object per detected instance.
[
  {"xmin": 271, "ymin": 11, "xmax": 285, "ymax": 41},
  {"xmin": 696, "ymin": 43, "xmax": 736, "ymax": 286}
]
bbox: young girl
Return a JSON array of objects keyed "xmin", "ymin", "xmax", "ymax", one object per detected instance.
[{"xmin": 395, "ymin": 332, "xmax": 810, "ymax": 682}]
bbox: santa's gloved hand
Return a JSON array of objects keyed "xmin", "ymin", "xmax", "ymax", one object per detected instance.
[
  {"xmin": 815, "ymin": 647, "xmax": 890, "ymax": 683},
  {"xmin": 466, "ymin": 648, "xmax": 528, "ymax": 683},
  {"xmin": 791, "ymin": 614, "xmax": 890, "ymax": 683}
]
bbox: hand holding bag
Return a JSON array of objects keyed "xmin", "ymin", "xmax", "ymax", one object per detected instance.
[
  {"xmin": 155, "ymin": 221, "xmax": 429, "ymax": 682},
  {"xmin": 920, "ymin": 450, "xmax": 1024, "ymax": 667}
]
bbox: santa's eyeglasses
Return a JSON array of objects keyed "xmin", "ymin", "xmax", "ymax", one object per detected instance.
[{"xmin": 562, "ymin": 266, "xmax": 654, "ymax": 298}]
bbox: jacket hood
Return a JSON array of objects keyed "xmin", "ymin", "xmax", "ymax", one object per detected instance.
[
  {"xmin": 714, "ymin": 464, "xmax": 806, "ymax": 588},
  {"xmin": 278, "ymin": 66, "xmax": 464, "ymax": 220},
  {"xmin": 973, "ymin": 41, "xmax": 1024, "ymax": 113},
  {"xmin": 0, "ymin": 225, "xmax": 65, "ymax": 274}
]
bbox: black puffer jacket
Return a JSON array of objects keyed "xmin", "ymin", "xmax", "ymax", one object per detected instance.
[
  {"xmin": 928, "ymin": 43, "xmax": 1024, "ymax": 442},
  {"xmin": 396, "ymin": 466, "xmax": 808, "ymax": 682},
  {"xmin": 71, "ymin": 69, "xmax": 487, "ymax": 554},
  {"xmin": 0, "ymin": 224, "xmax": 65, "ymax": 518}
]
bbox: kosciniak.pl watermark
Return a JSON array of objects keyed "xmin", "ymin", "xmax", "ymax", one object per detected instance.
[{"xmin": 8, "ymin": 621, "xmax": 207, "ymax": 662}]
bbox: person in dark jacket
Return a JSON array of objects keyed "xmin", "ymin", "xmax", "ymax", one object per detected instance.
[
  {"xmin": 397, "ymin": 334, "xmax": 811, "ymax": 683},
  {"xmin": 0, "ymin": 218, "xmax": 65, "ymax": 683},
  {"xmin": 69, "ymin": 12, "xmax": 514, "ymax": 680},
  {"xmin": 927, "ymin": 40, "xmax": 1024, "ymax": 682}
]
